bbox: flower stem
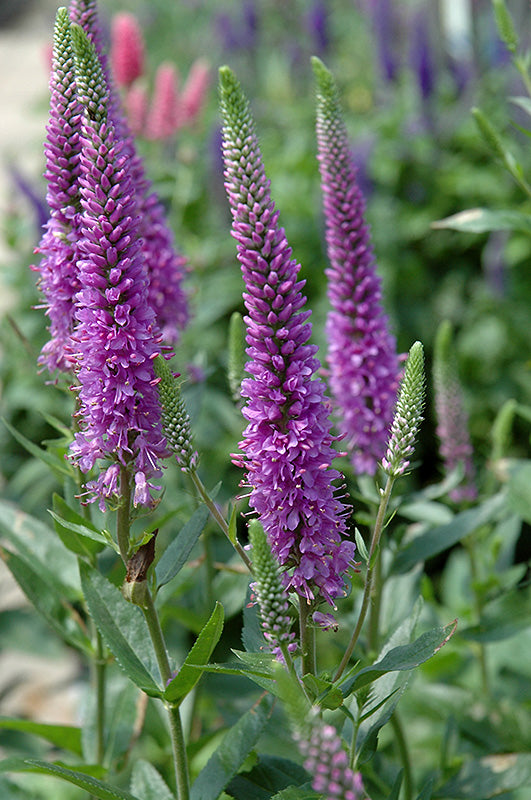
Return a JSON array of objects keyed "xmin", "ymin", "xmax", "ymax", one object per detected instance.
[
  {"xmin": 334, "ymin": 475, "xmax": 395, "ymax": 682},
  {"xmin": 189, "ymin": 468, "xmax": 252, "ymax": 571},
  {"xmin": 142, "ymin": 587, "xmax": 190, "ymax": 800},
  {"xmin": 299, "ymin": 598, "xmax": 316, "ymax": 676},
  {"xmin": 390, "ymin": 711, "xmax": 413, "ymax": 800},
  {"xmin": 117, "ymin": 464, "xmax": 132, "ymax": 563},
  {"xmin": 94, "ymin": 627, "xmax": 106, "ymax": 763}
]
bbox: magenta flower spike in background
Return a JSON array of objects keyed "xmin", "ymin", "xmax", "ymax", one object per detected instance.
[
  {"xmin": 219, "ymin": 66, "xmax": 354, "ymax": 606},
  {"xmin": 69, "ymin": 23, "xmax": 167, "ymax": 509},
  {"xmin": 32, "ymin": 8, "xmax": 82, "ymax": 374},
  {"xmin": 294, "ymin": 712, "xmax": 370, "ymax": 800},
  {"xmin": 146, "ymin": 62, "xmax": 181, "ymax": 140},
  {"xmin": 313, "ymin": 57, "xmax": 400, "ymax": 476},
  {"xmin": 110, "ymin": 11, "xmax": 145, "ymax": 89},
  {"xmin": 69, "ymin": 0, "xmax": 189, "ymax": 345},
  {"xmin": 433, "ymin": 321, "xmax": 477, "ymax": 502}
]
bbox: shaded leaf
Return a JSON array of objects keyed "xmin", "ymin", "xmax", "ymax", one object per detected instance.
[
  {"xmin": 392, "ymin": 493, "xmax": 505, "ymax": 574},
  {"xmin": 79, "ymin": 562, "xmax": 162, "ymax": 696},
  {"xmin": 155, "ymin": 505, "xmax": 209, "ymax": 589},
  {"xmin": 2, "ymin": 419, "xmax": 73, "ymax": 479},
  {"xmin": 0, "ymin": 499, "xmax": 80, "ymax": 595},
  {"xmin": 130, "ymin": 760, "xmax": 174, "ymax": 800},
  {"xmin": 0, "ymin": 547, "xmax": 91, "ymax": 653},
  {"xmin": 435, "ymin": 753, "xmax": 531, "ymax": 798},
  {"xmin": 227, "ymin": 755, "xmax": 310, "ymax": 800},
  {"xmin": 190, "ymin": 695, "xmax": 274, "ymax": 800},
  {"xmin": 164, "ymin": 603, "xmax": 224, "ymax": 703},
  {"xmin": 0, "ymin": 759, "xmax": 140, "ymax": 800},
  {"xmin": 0, "ymin": 719, "xmax": 82, "ymax": 756}
]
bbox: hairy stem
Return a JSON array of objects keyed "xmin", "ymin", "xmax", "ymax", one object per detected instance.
[{"xmin": 142, "ymin": 588, "xmax": 190, "ymax": 800}]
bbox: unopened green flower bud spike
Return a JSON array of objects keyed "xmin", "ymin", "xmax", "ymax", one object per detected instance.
[{"xmin": 153, "ymin": 355, "xmax": 197, "ymax": 472}]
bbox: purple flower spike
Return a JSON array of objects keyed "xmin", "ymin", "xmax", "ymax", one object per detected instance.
[
  {"xmin": 295, "ymin": 711, "xmax": 371, "ymax": 800},
  {"xmin": 313, "ymin": 58, "xmax": 400, "ymax": 476},
  {"xmin": 69, "ymin": 0, "xmax": 189, "ymax": 345},
  {"xmin": 32, "ymin": 7, "xmax": 82, "ymax": 374},
  {"xmin": 433, "ymin": 321, "xmax": 477, "ymax": 503},
  {"xmin": 69, "ymin": 23, "xmax": 167, "ymax": 509},
  {"xmin": 219, "ymin": 66, "xmax": 354, "ymax": 607}
]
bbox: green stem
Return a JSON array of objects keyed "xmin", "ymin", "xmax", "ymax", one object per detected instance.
[
  {"xmin": 465, "ymin": 536, "xmax": 490, "ymax": 696},
  {"xmin": 368, "ymin": 548, "xmax": 383, "ymax": 652},
  {"xmin": 334, "ymin": 475, "xmax": 395, "ymax": 682},
  {"xmin": 189, "ymin": 469, "xmax": 252, "ymax": 571},
  {"xmin": 94, "ymin": 628, "xmax": 106, "ymax": 764},
  {"xmin": 117, "ymin": 464, "xmax": 132, "ymax": 563},
  {"xmin": 142, "ymin": 588, "xmax": 190, "ymax": 800},
  {"xmin": 390, "ymin": 712, "xmax": 413, "ymax": 800},
  {"xmin": 299, "ymin": 598, "xmax": 316, "ymax": 676},
  {"xmin": 202, "ymin": 528, "xmax": 215, "ymax": 612}
]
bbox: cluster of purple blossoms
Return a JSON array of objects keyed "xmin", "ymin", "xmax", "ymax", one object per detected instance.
[
  {"xmin": 68, "ymin": 21, "xmax": 169, "ymax": 508},
  {"xmin": 34, "ymin": 0, "xmax": 187, "ymax": 378},
  {"xmin": 313, "ymin": 57, "xmax": 400, "ymax": 476},
  {"xmin": 219, "ymin": 66, "xmax": 355, "ymax": 606},
  {"xmin": 433, "ymin": 321, "xmax": 477, "ymax": 503},
  {"xmin": 294, "ymin": 713, "xmax": 370, "ymax": 800},
  {"xmin": 32, "ymin": 1, "xmax": 190, "ymax": 508},
  {"xmin": 69, "ymin": 0, "xmax": 189, "ymax": 347},
  {"xmin": 32, "ymin": 8, "xmax": 82, "ymax": 373}
]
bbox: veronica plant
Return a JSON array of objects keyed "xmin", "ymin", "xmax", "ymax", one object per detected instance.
[
  {"xmin": 313, "ymin": 57, "xmax": 400, "ymax": 476},
  {"xmin": 219, "ymin": 66, "xmax": 356, "ymax": 668}
]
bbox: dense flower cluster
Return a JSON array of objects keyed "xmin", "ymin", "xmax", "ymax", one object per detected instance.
[
  {"xmin": 220, "ymin": 66, "xmax": 355, "ymax": 605},
  {"xmin": 433, "ymin": 321, "xmax": 477, "ymax": 502},
  {"xmin": 67, "ymin": 21, "xmax": 167, "ymax": 508},
  {"xmin": 313, "ymin": 57, "xmax": 400, "ymax": 476},
  {"xmin": 295, "ymin": 712, "xmax": 370, "ymax": 800},
  {"xmin": 70, "ymin": 0, "xmax": 188, "ymax": 346},
  {"xmin": 32, "ymin": 8, "xmax": 82, "ymax": 373}
]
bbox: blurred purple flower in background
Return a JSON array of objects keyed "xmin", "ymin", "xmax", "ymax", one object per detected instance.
[{"xmin": 313, "ymin": 58, "xmax": 400, "ymax": 476}]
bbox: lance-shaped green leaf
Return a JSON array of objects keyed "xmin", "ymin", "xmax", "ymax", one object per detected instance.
[
  {"xmin": 432, "ymin": 207, "xmax": 531, "ymax": 235},
  {"xmin": 0, "ymin": 547, "xmax": 91, "ymax": 654},
  {"xmin": 51, "ymin": 494, "xmax": 109, "ymax": 557},
  {"xmin": 79, "ymin": 562, "xmax": 162, "ymax": 696},
  {"xmin": 0, "ymin": 759, "xmax": 140, "ymax": 800},
  {"xmin": 190, "ymin": 694, "xmax": 274, "ymax": 800},
  {"xmin": 155, "ymin": 505, "xmax": 209, "ymax": 590},
  {"xmin": 339, "ymin": 620, "xmax": 457, "ymax": 697},
  {"xmin": 0, "ymin": 499, "xmax": 81, "ymax": 595},
  {"xmin": 392, "ymin": 492, "xmax": 506, "ymax": 574},
  {"xmin": 164, "ymin": 602, "xmax": 224, "ymax": 703},
  {"xmin": 0, "ymin": 719, "xmax": 82, "ymax": 756},
  {"xmin": 130, "ymin": 760, "xmax": 174, "ymax": 800},
  {"xmin": 435, "ymin": 753, "xmax": 531, "ymax": 798},
  {"xmin": 2, "ymin": 419, "xmax": 74, "ymax": 479}
]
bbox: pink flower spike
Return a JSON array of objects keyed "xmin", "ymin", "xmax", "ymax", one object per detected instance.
[
  {"xmin": 125, "ymin": 83, "xmax": 149, "ymax": 136},
  {"xmin": 146, "ymin": 62, "xmax": 181, "ymax": 140},
  {"xmin": 181, "ymin": 58, "xmax": 210, "ymax": 126},
  {"xmin": 111, "ymin": 12, "xmax": 145, "ymax": 88}
]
